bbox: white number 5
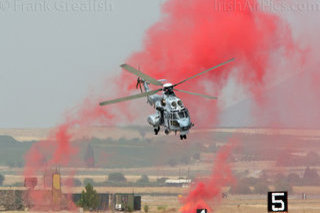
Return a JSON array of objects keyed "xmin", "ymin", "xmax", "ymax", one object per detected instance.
[{"xmin": 272, "ymin": 192, "xmax": 285, "ymax": 211}]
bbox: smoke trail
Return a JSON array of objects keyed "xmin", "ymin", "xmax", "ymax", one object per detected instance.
[
  {"xmin": 23, "ymin": 99, "xmax": 115, "ymax": 209},
  {"xmin": 180, "ymin": 139, "xmax": 237, "ymax": 213},
  {"xmin": 121, "ymin": 0, "xmax": 297, "ymax": 126}
]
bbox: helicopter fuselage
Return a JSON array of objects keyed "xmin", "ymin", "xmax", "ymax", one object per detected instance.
[{"xmin": 143, "ymin": 82, "xmax": 193, "ymax": 138}]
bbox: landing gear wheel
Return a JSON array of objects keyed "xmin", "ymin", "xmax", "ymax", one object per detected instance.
[
  {"xmin": 154, "ymin": 126, "xmax": 160, "ymax": 135},
  {"xmin": 180, "ymin": 135, "xmax": 187, "ymax": 140},
  {"xmin": 165, "ymin": 129, "xmax": 170, "ymax": 135}
]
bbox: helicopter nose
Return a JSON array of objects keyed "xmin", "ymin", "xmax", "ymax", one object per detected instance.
[{"xmin": 178, "ymin": 119, "xmax": 190, "ymax": 128}]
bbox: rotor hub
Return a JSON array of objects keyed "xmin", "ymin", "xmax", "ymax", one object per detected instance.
[
  {"xmin": 163, "ymin": 83, "xmax": 173, "ymax": 88},
  {"xmin": 163, "ymin": 83, "xmax": 175, "ymax": 95}
]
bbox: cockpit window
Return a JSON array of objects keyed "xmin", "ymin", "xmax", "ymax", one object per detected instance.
[
  {"xmin": 171, "ymin": 101, "xmax": 177, "ymax": 108},
  {"xmin": 171, "ymin": 109, "xmax": 189, "ymax": 120},
  {"xmin": 177, "ymin": 100, "xmax": 183, "ymax": 106},
  {"xmin": 177, "ymin": 109, "xmax": 189, "ymax": 118},
  {"xmin": 178, "ymin": 111, "xmax": 185, "ymax": 118},
  {"xmin": 171, "ymin": 120, "xmax": 179, "ymax": 127}
]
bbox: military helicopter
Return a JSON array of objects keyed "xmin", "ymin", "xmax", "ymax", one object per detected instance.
[{"xmin": 99, "ymin": 58, "xmax": 234, "ymax": 140}]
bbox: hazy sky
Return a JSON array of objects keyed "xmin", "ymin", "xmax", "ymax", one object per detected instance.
[
  {"xmin": 1, "ymin": 0, "xmax": 318, "ymax": 128},
  {"xmin": 0, "ymin": 0, "xmax": 165, "ymax": 128}
]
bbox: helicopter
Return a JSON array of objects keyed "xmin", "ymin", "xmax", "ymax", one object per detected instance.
[{"xmin": 99, "ymin": 58, "xmax": 234, "ymax": 140}]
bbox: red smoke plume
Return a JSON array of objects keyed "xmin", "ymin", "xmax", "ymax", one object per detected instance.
[
  {"xmin": 180, "ymin": 139, "xmax": 237, "ymax": 213},
  {"xmin": 24, "ymin": 100, "xmax": 114, "ymax": 175},
  {"xmin": 23, "ymin": 99, "xmax": 114, "ymax": 209},
  {"xmin": 121, "ymin": 0, "xmax": 297, "ymax": 126}
]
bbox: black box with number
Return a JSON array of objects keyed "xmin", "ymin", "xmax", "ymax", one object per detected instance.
[{"xmin": 268, "ymin": 191, "xmax": 288, "ymax": 212}]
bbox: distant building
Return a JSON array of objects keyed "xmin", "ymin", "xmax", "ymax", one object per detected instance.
[
  {"xmin": 165, "ymin": 178, "xmax": 191, "ymax": 187},
  {"xmin": 112, "ymin": 193, "xmax": 141, "ymax": 211}
]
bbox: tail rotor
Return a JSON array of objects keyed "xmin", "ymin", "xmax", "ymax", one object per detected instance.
[{"xmin": 136, "ymin": 77, "xmax": 143, "ymax": 93}]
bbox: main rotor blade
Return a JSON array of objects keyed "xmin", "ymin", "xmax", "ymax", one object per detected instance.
[
  {"xmin": 173, "ymin": 58, "xmax": 235, "ymax": 87},
  {"xmin": 99, "ymin": 89, "xmax": 162, "ymax": 106},
  {"xmin": 120, "ymin": 64, "xmax": 163, "ymax": 86},
  {"xmin": 174, "ymin": 89, "xmax": 217, "ymax": 99}
]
